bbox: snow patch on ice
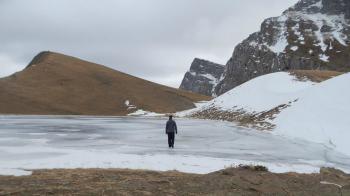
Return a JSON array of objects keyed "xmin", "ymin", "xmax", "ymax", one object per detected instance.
[
  {"xmin": 128, "ymin": 109, "xmax": 163, "ymax": 117},
  {"xmin": 125, "ymin": 100, "xmax": 162, "ymax": 116},
  {"xmin": 0, "ymin": 168, "xmax": 32, "ymax": 176}
]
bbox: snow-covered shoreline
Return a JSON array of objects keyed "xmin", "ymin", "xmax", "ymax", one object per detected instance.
[{"xmin": 180, "ymin": 72, "xmax": 350, "ymax": 157}]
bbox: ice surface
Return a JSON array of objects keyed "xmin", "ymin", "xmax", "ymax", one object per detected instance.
[{"xmin": 0, "ymin": 115, "xmax": 349, "ymax": 176}]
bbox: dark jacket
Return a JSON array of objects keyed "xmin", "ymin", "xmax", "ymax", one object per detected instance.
[{"xmin": 166, "ymin": 120, "xmax": 177, "ymax": 134}]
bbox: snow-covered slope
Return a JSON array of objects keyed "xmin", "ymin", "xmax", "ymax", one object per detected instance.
[
  {"xmin": 274, "ymin": 73, "xmax": 350, "ymax": 156},
  {"xmin": 184, "ymin": 72, "xmax": 350, "ymax": 156},
  {"xmin": 179, "ymin": 72, "xmax": 315, "ymax": 119},
  {"xmin": 205, "ymin": 72, "xmax": 314, "ymax": 113}
]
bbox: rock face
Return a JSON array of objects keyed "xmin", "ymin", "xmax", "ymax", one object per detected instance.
[
  {"xmin": 180, "ymin": 58, "xmax": 224, "ymax": 96},
  {"xmin": 215, "ymin": 0, "xmax": 350, "ymax": 95}
]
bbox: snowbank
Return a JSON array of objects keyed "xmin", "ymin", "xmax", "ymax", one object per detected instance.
[
  {"xmin": 127, "ymin": 109, "xmax": 164, "ymax": 117},
  {"xmin": 179, "ymin": 72, "xmax": 314, "ymax": 116},
  {"xmin": 274, "ymin": 73, "xmax": 350, "ymax": 156},
  {"xmin": 185, "ymin": 72, "xmax": 350, "ymax": 156},
  {"xmin": 206, "ymin": 72, "xmax": 314, "ymax": 113}
]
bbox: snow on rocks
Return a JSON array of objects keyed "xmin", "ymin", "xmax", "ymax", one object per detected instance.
[
  {"xmin": 185, "ymin": 72, "xmax": 314, "ymax": 114},
  {"xmin": 319, "ymin": 54, "xmax": 330, "ymax": 62},
  {"xmin": 183, "ymin": 72, "xmax": 350, "ymax": 156},
  {"xmin": 179, "ymin": 58, "xmax": 224, "ymax": 96},
  {"xmin": 215, "ymin": 0, "xmax": 350, "ymax": 96},
  {"xmin": 248, "ymin": 0, "xmax": 349, "ymax": 60}
]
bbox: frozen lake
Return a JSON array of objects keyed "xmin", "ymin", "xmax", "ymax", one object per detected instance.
[{"xmin": 0, "ymin": 115, "xmax": 349, "ymax": 176}]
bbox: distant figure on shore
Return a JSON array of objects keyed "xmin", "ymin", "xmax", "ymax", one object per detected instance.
[{"xmin": 165, "ymin": 115, "xmax": 177, "ymax": 148}]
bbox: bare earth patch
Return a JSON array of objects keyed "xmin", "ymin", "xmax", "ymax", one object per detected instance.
[
  {"xmin": 289, "ymin": 70, "xmax": 344, "ymax": 83},
  {"xmin": 189, "ymin": 101, "xmax": 294, "ymax": 130},
  {"xmin": 0, "ymin": 167, "xmax": 349, "ymax": 195}
]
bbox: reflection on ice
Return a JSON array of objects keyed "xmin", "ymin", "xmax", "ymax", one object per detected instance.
[{"xmin": 0, "ymin": 115, "xmax": 349, "ymax": 176}]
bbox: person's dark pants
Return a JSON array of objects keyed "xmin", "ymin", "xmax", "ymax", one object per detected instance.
[{"xmin": 167, "ymin": 132, "xmax": 175, "ymax": 148}]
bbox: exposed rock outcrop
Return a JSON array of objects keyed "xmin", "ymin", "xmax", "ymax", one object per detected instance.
[
  {"xmin": 215, "ymin": 0, "xmax": 350, "ymax": 95},
  {"xmin": 180, "ymin": 58, "xmax": 224, "ymax": 96}
]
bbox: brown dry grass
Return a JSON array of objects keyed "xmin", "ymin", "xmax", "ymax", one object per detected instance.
[
  {"xmin": 289, "ymin": 70, "xmax": 344, "ymax": 83},
  {"xmin": 0, "ymin": 167, "xmax": 349, "ymax": 195},
  {"xmin": 190, "ymin": 103, "xmax": 292, "ymax": 131},
  {"xmin": 0, "ymin": 51, "xmax": 210, "ymax": 115}
]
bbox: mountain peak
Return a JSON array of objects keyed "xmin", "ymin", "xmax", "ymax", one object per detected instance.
[
  {"xmin": 214, "ymin": 0, "xmax": 350, "ymax": 95},
  {"xmin": 1, "ymin": 52, "xmax": 210, "ymax": 115},
  {"xmin": 179, "ymin": 58, "xmax": 224, "ymax": 96},
  {"xmin": 26, "ymin": 51, "xmax": 55, "ymax": 68},
  {"xmin": 288, "ymin": 0, "xmax": 350, "ymax": 18},
  {"xmin": 192, "ymin": 58, "xmax": 224, "ymax": 67}
]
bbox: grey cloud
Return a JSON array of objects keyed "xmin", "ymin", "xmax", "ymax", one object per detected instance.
[{"xmin": 0, "ymin": 0, "xmax": 298, "ymax": 87}]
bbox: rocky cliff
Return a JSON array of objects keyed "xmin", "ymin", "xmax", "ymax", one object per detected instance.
[
  {"xmin": 215, "ymin": 0, "xmax": 350, "ymax": 95},
  {"xmin": 180, "ymin": 58, "xmax": 224, "ymax": 96}
]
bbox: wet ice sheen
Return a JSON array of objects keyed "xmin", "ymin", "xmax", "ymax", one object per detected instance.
[{"xmin": 0, "ymin": 115, "xmax": 349, "ymax": 176}]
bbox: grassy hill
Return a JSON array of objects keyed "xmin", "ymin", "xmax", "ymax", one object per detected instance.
[{"xmin": 0, "ymin": 51, "xmax": 210, "ymax": 115}]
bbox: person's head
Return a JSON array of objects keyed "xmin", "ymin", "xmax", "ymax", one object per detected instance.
[{"xmin": 169, "ymin": 115, "xmax": 173, "ymax": 120}]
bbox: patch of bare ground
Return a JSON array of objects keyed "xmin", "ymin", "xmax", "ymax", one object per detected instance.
[
  {"xmin": 289, "ymin": 70, "xmax": 344, "ymax": 83},
  {"xmin": 0, "ymin": 167, "xmax": 349, "ymax": 195},
  {"xmin": 190, "ymin": 100, "xmax": 296, "ymax": 130}
]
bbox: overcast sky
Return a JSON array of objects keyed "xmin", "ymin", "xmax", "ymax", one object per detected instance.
[{"xmin": 0, "ymin": 0, "xmax": 297, "ymax": 87}]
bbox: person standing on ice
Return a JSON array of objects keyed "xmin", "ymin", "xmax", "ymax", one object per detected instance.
[{"xmin": 165, "ymin": 115, "xmax": 177, "ymax": 148}]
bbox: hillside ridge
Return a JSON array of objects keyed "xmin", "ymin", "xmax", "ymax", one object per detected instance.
[{"xmin": 0, "ymin": 51, "xmax": 210, "ymax": 115}]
